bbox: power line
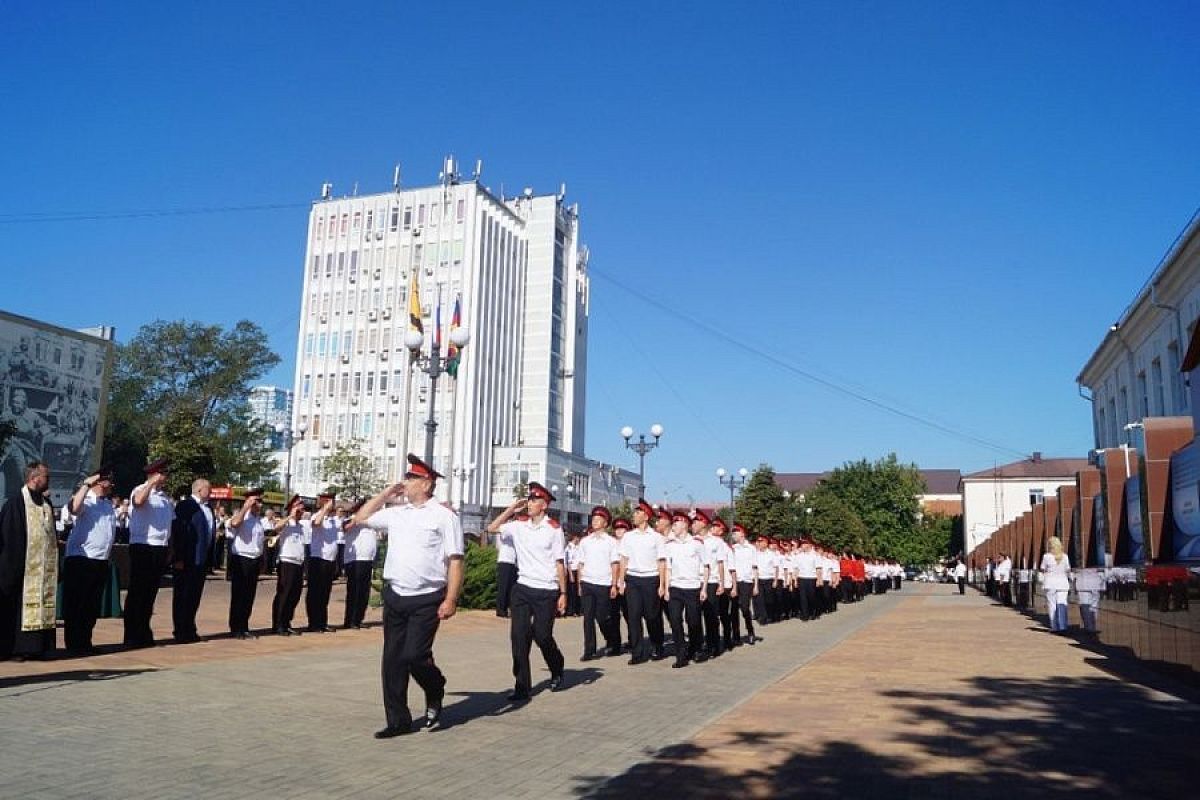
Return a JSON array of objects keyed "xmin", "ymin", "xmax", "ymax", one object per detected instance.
[
  {"xmin": 589, "ymin": 267, "xmax": 1031, "ymax": 461},
  {"xmin": 0, "ymin": 201, "xmax": 310, "ymax": 225}
]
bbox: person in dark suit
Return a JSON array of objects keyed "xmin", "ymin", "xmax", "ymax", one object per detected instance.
[{"xmin": 172, "ymin": 478, "xmax": 214, "ymax": 643}]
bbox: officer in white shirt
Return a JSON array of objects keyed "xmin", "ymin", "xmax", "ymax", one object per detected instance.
[
  {"xmin": 227, "ymin": 487, "xmax": 266, "ymax": 639},
  {"xmin": 307, "ymin": 494, "xmax": 340, "ymax": 632},
  {"xmin": 123, "ymin": 457, "xmax": 174, "ymax": 648},
  {"xmin": 617, "ymin": 499, "xmax": 668, "ymax": 664},
  {"xmin": 664, "ymin": 510, "xmax": 709, "ymax": 667},
  {"xmin": 271, "ymin": 496, "xmax": 308, "ymax": 636},
  {"xmin": 730, "ymin": 524, "xmax": 761, "ymax": 644},
  {"xmin": 62, "ymin": 466, "xmax": 117, "ymax": 654},
  {"xmin": 794, "ymin": 538, "xmax": 822, "ymax": 621},
  {"xmin": 356, "ymin": 454, "xmax": 464, "ymax": 737},
  {"xmin": 488, "ymin": 482, "xmax": 567, "ymax": 702},
  {"xmin": 342, "ymin": 499, "xmax": 378, "ymax": 629},
  {"xmin": 694, "ymin": 510, "xmax": 726, "ymax": 658},
  {"xmin": 576, "ymin": 506, "xmax": 621, "ymax": 660},
  {"xmin": 494, "ymin": 521, "xmax": 518, "ymax": 619}
]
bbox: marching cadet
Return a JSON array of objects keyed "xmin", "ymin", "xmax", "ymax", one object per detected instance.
[
  {"xmin": 753, "ymin": 536, "xmax": 775, "ymax": 624},
  {"xmin": 663, "ymin": 510, "xmax": 709, "ymax": 667},
  {"xmin": 306, "ymin": 495, "xmax": 341, "ymax": 632},
  {"xmin": 227, "ymin": 487, "xmax": 266, "ymax": 639},
  {"xmin": 710, "ymin": 518, "xmax": 738, "ymax": 651},
  {"xmin": 488, "ymin": 482, "xmax": 567, "ymax": 702},
  {"xmin": 694, "ymin": 510, "xmax": 726, "ymax": 658},
  {"xmin": 824, "ymin": 547, "xmax": 841, "ymax": 613},
  {"xmin": 494, "ymin": 516, "xmax": 518, "ymax": 619},
  {"xmin": 617, "ymin": 499, "xmax": 667, "ymax": 664},
  {"xmin": 271, "ymin": 496, "xmax": 308, "ymax": 636},
  {"xmin": 730, "ymin": 524, "xmax": 760, "ymax": 644},
  {"xmin": 780, "ymin": 540, "xmax": 798, "ymax": 619},
  {"xmin": 794, "ymin": 537, "xmax": 821, "ymax": 621},
  {"xmin": 564, "ymin": 531, "xmax": 582, "ymax": 617},
  {"xmin": 653, "ymin": 507, "xmax": 673, "ymax": 633},
  {"xmin": 576, "ymin": 506, "xmax": 622, "ymax": 660},
  {"xmin": 839, "ymin": 551, "xmax": 855, "ymax": 605},
  {"xmin": 123, "ymin": 458, "xmax": 174, "ymax": 648},
  {"xmin": 357, "ymin": 455, "xmax": 464, "ymax": 737},
  {"xmin": 342, "ymin": 499, "xmax": 377, "ymax": 629},
  {"xmin": 611, "ymin": 517, "xmax": 632, "ymax": 650}
]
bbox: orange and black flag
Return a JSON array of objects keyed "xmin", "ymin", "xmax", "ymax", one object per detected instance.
[{"xmin": 408, "ymin": 272, "xmax": 423, "ymax": 334}]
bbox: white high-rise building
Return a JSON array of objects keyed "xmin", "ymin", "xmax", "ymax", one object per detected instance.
[{"xmin": 289, "ymin": 158, "xmax": 638, "ymax": 530}]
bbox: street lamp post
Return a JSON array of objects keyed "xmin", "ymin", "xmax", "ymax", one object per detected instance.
[
  {"xmin": 405, "ymin": 326, "xmax": 470, "ymax": 469},
  {"xmin": 621, "ymin": 423, "xmax": 663, "ymax": 498},
  {"xmin": 275, "ymin": 421, "xmax": 308, "ymax": 500},
  {"xmin": 452, "ymin": 462, "xmax": 476, "ymax": 510},
  {"xmin": 716, "ymin": 467, "xmax": 748, "ymax": 532}
]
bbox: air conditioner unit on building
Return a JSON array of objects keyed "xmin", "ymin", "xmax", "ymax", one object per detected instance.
[
  {"xmin": 380, "ymin": 351, "xmax": 389, "ymax": 361},
  {"xmin": 374, "ymin": 269, "xmax": 381, "ymax": 280},
  {"xmin": 387, "ymin": 439, "xmax": 397, "ymax": 447},
  {"xmin": 368, "ymin": 310, "xmax": 377, "ymax": 321},
  {"xmin": 375, "ymin": 231, "xmax": 383, "ymax": 240},
  {"xmin": 319, "ymin": 314, "xmax": 327, "ymax": 323},
  {"xmin": 349, "ymin": 274, "xmax": 356, "ymax": 283},
  {"xmin": 321, "ymin": 441, "xmax": 331, "ymax": 448},
  {"xmin": 341, "ymin": 354, "xmax": 350, "ymax": 364},
  {"xmin": 350, "ymin": 397, "xmax": 358, "ymax": 405},
  {"xmin": 382, "ymin": 308, "xmax": 391, "ymax": 319},
  {"xmin": 424, "ymin": 267, "xmax": 433, "ymax": 276},
  {"xmin": 390, "ymin": 395, "xmax": 400, "ymax": 403}
]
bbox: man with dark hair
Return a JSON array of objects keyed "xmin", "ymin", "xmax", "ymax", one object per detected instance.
[{"xmin": 0, "ymin": 461, "xmax": 57, "ymax": 660}]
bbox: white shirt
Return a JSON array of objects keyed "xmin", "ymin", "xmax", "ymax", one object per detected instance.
[
  {"xmin": 665, "ymin": 535, "xmax": 707, "ymax": 589},
  {"xmin": 731, "ymin": 542, "xmax": 757, "ymax": 581},
  {"xmin": 823, "ymin": 556, "xmax": 839, "ymax": 583},
  {"xmin": 718, "ymin": 540, "xmax": 737, "ymax": 588},
  {"xmin": 128, "ymin": 484, "xmax": 174, "ymax": 546},
  {"xmin": 755, "ymin": 549, "xmax": 777, "ymax": 581},
  {"xmin": 995, "ymin": 558, "xmax": 1012, "ymax": 582},
  {"xmin": 309, "ymin": 518, "xmax": 340, "ymax": 561},
  {"xmin": 565, "ymin": 540, "xmax": 582, "ymax": 571},
  {"xmin": 66, "ymin": 491, "xmax": 116, "ymax": 559},
  {"xmin": 501, "ymin": 516, "xmax": 565, "ymax": 592},
  {"xmin": 953, "ymin": 562, "xmax": 968, "ymax": 579},
  {"xmin": 495, "ymin": 528, "xmax": 517, "ymax": 565},
  {"xmin": 794, "ymin": 549, "xmax": 819, "ymax": 579},
  {"xmin": 620, "ymin": 527, "xmax": 666, "ymax": 577},
  {"xmin": 578, "ymin": 532, "xmax": 620, "ymax": 586},
  {"xmin": 700, "ymin": 535, "xmax": 725, "ymax": 584},
  {"xmin": 229, "ymin": 512, "xmax": 265, "ymax": 558},
  {"xmin": 1040, "ymin": 553, "xmax": 1071, "ymax": 591},
  {"xmin": 344, "ymin": 524, "xmax": 378, "ymax": 562},
  {"xmin": 368, "ymin": 500, "xmax": 464, "ymax": 596},
  {"xmin": 277, "ymin": 521, "xmax": 309, "ymax": 565}
]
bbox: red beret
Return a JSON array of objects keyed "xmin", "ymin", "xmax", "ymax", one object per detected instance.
[
  {"xmin": 591, "ymin": 506, "xmax": 612, "ymax": 522},
  {"xmin": 613, "ymin": 518, "xmax": 632, "ymax": 531},
  {"xmin": 671, "ymin": 510, "xmax": 690, "ymax": 524},
  {"xmin": 710, "ymin": 517, "xmax": 728, "ymax": 532},
  {"xmin": 692, "ymin": 509, "xmax": 711, "ymax": 525},
  {"xmin": 528, "ymin": 482, "xmax": 556, "ymax": 502},
  {"xmin": 404, "ymin": 453, "xmax": 443, "ymax": 480},
  {"xmin": 636, "ymin": 499, "xmax": 654, "ymax": 517}
]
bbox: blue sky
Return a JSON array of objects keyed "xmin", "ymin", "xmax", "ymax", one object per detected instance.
[{"xmin": 3, "ymin": 2, "xmax": 1198, "ymax": 504}]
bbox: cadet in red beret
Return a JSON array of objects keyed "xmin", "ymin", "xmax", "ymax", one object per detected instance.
[
  {"xmin": 618, "ymin": 499, "xmax": 667, "ymax": 663},
  {"xmin": 576, "ymin": 505, "xmax": 622, "ymax": 660}
]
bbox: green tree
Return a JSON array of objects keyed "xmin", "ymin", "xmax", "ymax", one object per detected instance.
[
  {"xmin": 803, "ymin": 487, "xmax": 869, "ymax": 554},
  {"xmin": 102, "ymin": 319, "xmax": 281, "ymax": 494},
  {"xmin": 605, "ymin": 498, "xmax": 634, "ymax": 522},
  {"xmin": 733, "ymin": 464, "xmax": 803, "ymax": 538},
  {"xmin": 810, "ymin": 453, "xmax": 926, "ymax": 559},
  {"xmin": 319, "ymin": 438, "xmax": 383, "ymax": 499}
]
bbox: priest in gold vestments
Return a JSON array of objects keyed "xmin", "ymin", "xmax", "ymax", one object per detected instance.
[{"xmin": 0, "ymin": 460, "xmax": 58, "ymax": 660}]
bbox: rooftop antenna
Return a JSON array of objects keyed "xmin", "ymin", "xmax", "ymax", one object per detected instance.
[
  {"xmin": 392, "ymin": 164, "xmax": 401, "ymax": 191},
  {"xmin": 473, "ymin": 159, "xmax": 483, "ymax": 179},
  {"xmin": 558, "ymin": 182, "xmax": 567, "ymax": 201},
  {"xmin": 320, "ymin": 182, "xmax": 332, "ymax": 200},
  {"xmin": 352, "ymin": 181, "xmax": 359, "ymax": 196}
]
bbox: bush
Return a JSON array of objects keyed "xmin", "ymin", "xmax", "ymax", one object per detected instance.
[{"xmin": 460, "ymin": 542, "xmax": 498, "ymax": 610}]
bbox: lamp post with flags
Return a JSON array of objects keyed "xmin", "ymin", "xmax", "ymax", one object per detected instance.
[{"xmin": 405, "ymin": 277, "xmax": 469, "ymax": 469}]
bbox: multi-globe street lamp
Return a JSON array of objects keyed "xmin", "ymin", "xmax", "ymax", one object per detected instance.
[
  {"xmin": 275, "ymin": 421, "xmax": 308, "ymax": 500},
  {"xmin": 621, "ymin": 423, "xmax": 663, "ymax": 498},
  {"xmin": 716, "ymin": 467, "xmax": 748, "ymax": 533},
  {"xmin": 404, "ymin": 326, "xmax": 470, "ymax": 468}
]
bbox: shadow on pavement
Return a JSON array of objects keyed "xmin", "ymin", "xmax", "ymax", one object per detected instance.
[
  {"xmin": 572, "ymin": 675, "xmax": 1199, "ymax": 799},
  {"xmin": 0, "ymin": 668, "xmax": 157, "ymax": 692},
  {"xmin": 438, "ymin": 667, "xmax": 605, "ymax": 731}
]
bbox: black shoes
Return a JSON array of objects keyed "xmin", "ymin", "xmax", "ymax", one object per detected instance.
[
  {"xmin": 424, "ymin": 702, "xmax": 443, "ymax": 730},
  {"xmin": 672, "ymin": 660, "xmax": 688, "ymax": 669},
  {"xmin": 374, "ymin": 725, "xmax": 413, "ymax": 739},
  {"xmin": 580, "ymin": 652, "xmax": 599, "ymax": 662},
  {"xmin": 548, "ymin": 675, "xmax": 564, "ymax": 692},
  {"xmin": 651, "ymin": 649, "xmax": 667, "ymax": 661},
  {"xmin": 628, "ymin": 656, "xmax": 648, "ymax": 665},
  {"xmin": 309, "ymin": 626, "xmax": 336, "ymax": 633},
  {"xmin": 507, "ymin": 689, "xmax": 531, "ymax": 703},
  {"xmin": 234, "ymin": 632, "xmax": 257, "ymax": 640}
]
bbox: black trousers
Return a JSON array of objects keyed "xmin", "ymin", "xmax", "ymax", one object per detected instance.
[
  {"xmin": 510, "ymin": 583, "xmax": 565, "ymax": 693},
  {"xmin": 701, "ymin": 582, "xmax": 721, "ymax": 654},
  {"xmin": 305, "ymin": 557, "xmax": 336, "ymax": 629},
  {"xmin": 344, "ymin": 560, "xmax": 373, "ymax": 627},
  {"xmin": 957, "ymin": 577, "xmax": 966, "ymax": 595},
  {"xmin": 228, "ymin": 553, "xmax": 261, "ymax": 634},
  {"xmin": 624, "ymin": 574, "xmax": 664, "ymax": 657},
  {"xmin": 62, "ymin": 556, "xmax": 109, "ymax": 651},
  {"xmin": 124, "ymin": 544, "xmax": 167, "ymax": 645},
  {"xmin": 272, "ymin": 561, "xmax": 304, "ymax": 630},
  {"xmin": 566, "ymin": 572, "xmax": 581, "ymax": 616},
  {"xmin": 798, "ymin": 577, "xmax": 817, "ymax": 621},
  {"xmin": 717, "ymin": 585, "xmax": 737, "ymax": 647},
  {"xmin": 496, "ymin": 561, "xmax": 518, "ymax": 615},
  {"xmin": 580, "ymin": 581, "xmax": 620, "ymax": 655},
  {"xmin": 666, "ymin": 587, "xmax": 703, "ymax": 663},
  {"xmin": 736, "ymin": 581, "xmax": 757, "ymax": 638},
  {"xmin": 381, "ymin": 586, "xmax": 445, "ymax": 728},
  {"xmin": 172, "ymin": 563, "xmax": 207, "ymax": 640},
  {"xmin": 752, "ymin": 581, "xmax": 768, "ymax": 623},
  {"xmin": 827, "ymin": 583, "xmax": 839, "ymax": 612}
]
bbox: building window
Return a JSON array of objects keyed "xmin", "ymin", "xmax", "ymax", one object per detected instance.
[
  {"xmin": 353, "ymin": 371, "xmax": 362, "ymax": 393},
  {"xmin": 417, "ymin": 205, "xmax": 426, "ymax": 225},
  {"xmin": 366, "ymin": 209, "xmax": 373, "ymax": 230},
  {"xmin": 1168, "ymin": 340, "xmax": 1185, "ymax": 411},
  {"xmin": 390, "ymin": 206, "xmax": 399, "ymax": 232},
  {"xmin": 337, "ymin": 252, "xmax": 345, "ymax": 278},
  {"xmin": 311, "ymin": 255, "xmax": 320, "ymax": 277},
  {"xmin": 1029, "ymin": 489, "xmax": 1044, "ymax": 507},
  {"xmin": 315, "ymin": 219, "xmax": 324, "ymax": 240},
  {"xmin": 340, "ymin": 374, "xmax": 349, "ymax": 398},
  {"xmin": 403, "ymin": 207, "xmax": 412, "ymax": 229},
  {"xmin": 1108, "ymin": 397, "xmax": 1118, "ymax": 444},
  {"xmin": 1151, "ymin": 358, "xmax": 1165, "ymax": 415},
  {"xmin": 379, "ymin": 370, "xmax": 389, "ymax": 395},
  {"xmin": 456, "ymin": 198, "xmax": 465, "ymax": 222},
  {"xmin": 340, "ymin": 214, "xmax": 349, "ymax": 234},
  {"xmin": 352, "ymin": 211, "xmax": 361, "ymax": 232},
  {"xmin": 1137, "ymin": 371, "xmax": 1148, "ymax": 418},
  {"xmin": 343, "ymin": 330, "xmax": 353, "ymax": 354},
  {"xmin": 366, "ymin": 373, "xmax": 375, "ymax": 394},
  {"xmin": 302, "ymin": 374, "xmax": 311, "ymax": 398},
  {"xmin": 330, "ymin": 331, "xmax": 339, "ymax": 354},
  {"xmin": 1097, "ymin": 406, "xmax": 1107, "ymax": 448},
  {"xmin": 304, "ymin": 334, "xmax": 314, "ymax": 356},
  {"xmin": 317, "ymin": 333, "xmax": 327, "ymax": 356},
  {"xmin": 311, "ymin": 415, "xmax": 321, "ymax": 437}
]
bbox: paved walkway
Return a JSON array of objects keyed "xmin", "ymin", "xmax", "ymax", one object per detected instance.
[{"xmin": 2, "ymin": 582, "xmax": 1195, "ymax": 799}]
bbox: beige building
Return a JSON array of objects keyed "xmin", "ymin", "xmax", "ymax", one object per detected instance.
[{"xmin": 960, "ymin": 454, "xmax": 1089, "ymax": 555}]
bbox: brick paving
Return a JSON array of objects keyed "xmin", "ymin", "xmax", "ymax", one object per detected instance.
[
  {"xmin": 3, "ymin": 582, "xmax": 1193, "ymax": 799},
  {"xmin": 583, "ymin": 585, "xmax": 1200, "ymax": 799}
]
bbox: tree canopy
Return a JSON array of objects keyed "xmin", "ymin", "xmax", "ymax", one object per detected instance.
[{"xmin": 319, "ymin": 438, "xmax": 384, "ymax": 499}]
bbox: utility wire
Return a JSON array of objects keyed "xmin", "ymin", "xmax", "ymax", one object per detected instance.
[
  {"xmin": 0, "ymin": 201, "xmax": 310, "ymax": 225},
  {"xmin": 589, "ymin": 267, "xmax": 1032, "ymax": 461}
]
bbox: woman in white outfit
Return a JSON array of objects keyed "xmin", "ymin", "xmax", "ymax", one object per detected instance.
[{"xmin": 1040, "ymin": 536, "xmax": 1071, "ymax": 632}]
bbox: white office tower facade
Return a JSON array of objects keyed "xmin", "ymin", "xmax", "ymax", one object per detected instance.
[{"xmin": 289, "ymin": 160, "xmax": 639, "ymax": 530}]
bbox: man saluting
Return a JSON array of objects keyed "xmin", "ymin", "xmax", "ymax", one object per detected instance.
[{"xmin": 355, "ymin": 454, "xmax": 463, "ymax": 738}]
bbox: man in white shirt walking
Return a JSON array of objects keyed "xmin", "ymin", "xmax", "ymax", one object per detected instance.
[
  {"xmin": 664, "ymin": 510, "xmax": 709, "ymax": 667},
  {"xmin": 488, "ymin": 482, "xmax": 567, "ymax": 702},
  {"xmin": 618, "ymin": 499, "xmax": 667, "ymax": 664},
  {"xmin": 576, "ymin": 506, "xmax": 621, "ymax": 661},
  {"xmin": 357, "ymin": 455, "xmax": 464, "ymax": 738}
]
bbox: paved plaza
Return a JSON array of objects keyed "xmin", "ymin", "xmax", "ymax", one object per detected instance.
[{"xmin": 1, "ymin": 580, "xmax": 1195, "ymax": 799}]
